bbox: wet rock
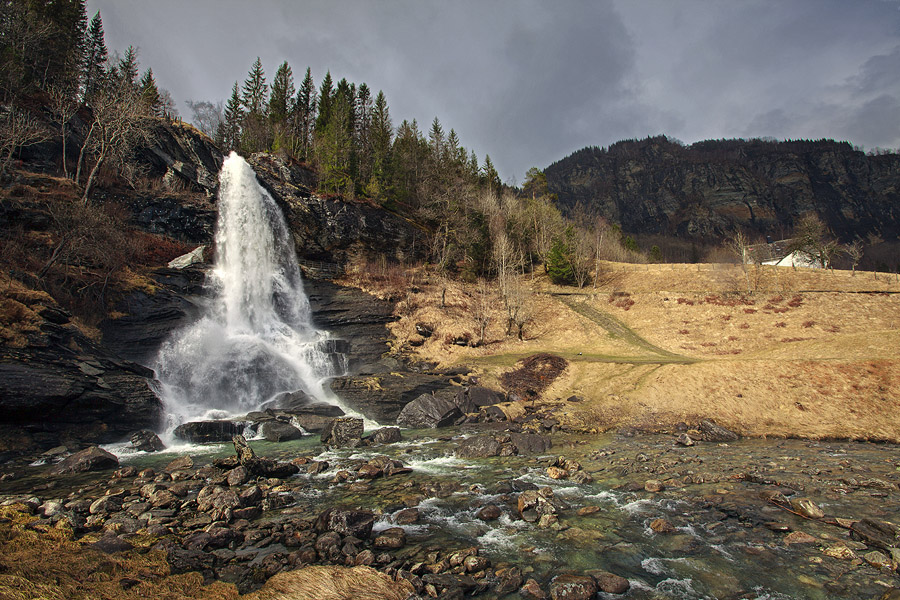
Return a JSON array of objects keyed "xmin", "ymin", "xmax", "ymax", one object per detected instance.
[
  {"xmin": 676, "ymin": 433, "xmax": 695, "ymax": 446},
  {"xmin": 369, "ymin": 427, "xmax": 401, "ymax": 444},
  {"xmin": 321, "ymin": 417, "xmax": 364, "ymax": 447},
  {"xmin": 456, "ymin": 435, "xmax": 502, "ymax": 458},
  {"xmin": 394, "ymin": 508, "xmax": 420, "ymax": 524},
  {"xmin": 232, "ymin": 435, "xmax": 299, "ymax": 478},
  {"xmin": 396, "ymin": 393, "xmax": 462, "ymax": 428},
  {"xmin": 784, "ymin": 531, "xmax": 818, "ymax": 545},
  {"xmin": 864, "ymin": 550, "xmax": 894, "ymax": 570},
  {"xmin": 650, "ymin": 518, "xmax": 676, "ymax": 534},
  {"xmin": 546, "ymin": 466, "xmax": 568, "ymax": 480},
  {"xmin": 173, "ymin": 420, "xmax": 242, "ymax": 443},
  {"xmin": 477, "ymin": 504, "xmax": 502, "ymax": 521},
  {"xmin": 197, "ymin": 485, "xmax": 241, "ymax": 520},
  {"xmin": 316, "ymin": 507, "xmax": 376, "ymax": 539},
  {"xmin": 577, "ymin": 506, "xmax": 601, "ymax": 516},
  {"xmin": 850, "ymin": 518, "xmax": 900, "ymax": 551},
  {"xmin": 130, "ymin": 429, "xmax": 165, "ymax": 452},
  {"xmin": 508, "ymin": 432, "xmax": 552, "ymax": 455},
  {"xmin": 644, "ymin": 479, "xmax": 665, "ymax": 493},
  {"xmin": 164, "ymin": 455, "xmax": 194, "ymax": 472},
  {"xmin": 549, "ymin": 574, "xmax": 597, "ymax": 600},
  {"xmin": 518, "ymin": 489, "xmax": 557, "ymax": 523},
  {"xmin": 357, "ymin": 464, "xmax": 382, "ymax": 480},
  {"xmin": 259, "ymin": 421, "xmax": 303, "ymax": 442},
  {"xmin": 373, "ymin": 527, "xmax": 407, "ymax": 550},
  {"xmin": 226, "ymin": 466, "xmax": 249, "ymax": 487},
  {"xmin": 790, "ymin": 497, "xmax": 824, "ymax": 519},
  {"xmin": 570, "ymin": 470, "xmax": 594, "ymax": 484},
  {"xmin": 89, "ymin": 495, "xmax": 123, "ymax": 515},
  {"xmin": 698, "ymin": 419, "xmax": 739, "ymax": 442},
  {"xmin": 592, "ymin": 571, "xmax": 630, "ymax": 594},
  {"xmin": 520, "ymin": 578, "xmax": 548, "ymax": 600},
  {"xmin": 463, "ymin": 554, "xmax": 490, "ymax": 573},
  {"xmin": 49, "ymin": 446, "xmax": 119, "ymax": 475}
]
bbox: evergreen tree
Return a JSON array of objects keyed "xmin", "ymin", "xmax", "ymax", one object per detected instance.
[
  {"xmin": 116, "ymin": 45, "xmax": 139, "ymax": 93},
  {"xmin": 314, "ymin": 70, "xmax": 333, "ymax": 134},
  {"xmin": 293, "ymin": 67, "xmax": 316, "ymax": 160},
  {"xmin": 366, "ymin": 89, "xmax": 392, "ymax": 201},
  {"xmin": 240, "ymin": 57, "xmax": 268, "ymax": 152},
  {"xmin": 139, "ymin": 68, "xmax": 161, "ymax": 116},
  {"xmin": 223, "ymin": 81, "xmax": 243, "ymax": 152},
  {"xmin": 355, "ymin": 82, "xmax": 373, "ymax": 187},
  {"xmin": 82, "ymin": 11, "xmax": 108, "ymax": 100},
  {"xmin": 482, "ymin": 154, "xmax": 500, "ymax": 193},
  {"xmin": 268, "ymin": 61, "xmax": 294, "ymax": 124}
]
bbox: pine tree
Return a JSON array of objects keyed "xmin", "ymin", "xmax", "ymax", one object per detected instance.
[
  {"xmin": 223, "ymin": 81, "xmax": 243, "ymax": 152},
  {"xmin": 240, "ymin": 57, "xmax": 268, "ymax": 152},
  {"xmin": 82, "ymin": 11, "xmax": 108, "ymax": 101},
  {"xmin": 293, "ymin": 67, "xmax": 316, "ymax": 161},
  {"xmin": 482, "ymin": 154, "xmax": 500, "ymax": 193},
  {"xmin": 314, "ymin": 71, "xmax": 333, "ymax": 134},
  {"xmin": 366, "ymin": 90, "xmax": 392, "ymax": 201},
  {"xmin": 139, "ymin": 68, "xmax": 161, "ymax": 116},
  {"xmin": 268, "ymin": 61, "xmax": 294, "ymax": 125},
  {"xmin": 116, "ymin": 45, "xmax": 139, "ymax": 93},
  {"xmin": 355, "ymin": 82, "xmax": 373, "ymax": 187}
]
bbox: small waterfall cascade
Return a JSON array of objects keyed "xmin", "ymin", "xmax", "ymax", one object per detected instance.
[{"xmin": 153, "ymin": 152, "xmax": 347, "ymax": 428}]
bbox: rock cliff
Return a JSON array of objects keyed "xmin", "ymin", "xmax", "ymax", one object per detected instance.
[{"xmin": 545, "ymin": 136, "xmax": 900, "ymax": 241}]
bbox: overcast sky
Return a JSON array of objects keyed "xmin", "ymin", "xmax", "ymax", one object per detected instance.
[{"xmin": 87, "ymin": 0, "xmax": 900, "ymax": 183}]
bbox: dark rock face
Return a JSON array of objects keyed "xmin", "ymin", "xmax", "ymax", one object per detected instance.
[
  {"xmin": 546, "ymin": 136, "xmax": 900, "ymax": 241},
  {"xmin": 100, "ymin": 267, "xmax": 206, "ymax": 366},
  {"xmin": 130, "ymin": 429, "xmax": 165, "ymax": 452},
  {"xmin": 0, "ymin": 302, "xmax": 163, "ymax": 452},
  {"xmin": 247, "ymin": 153, "xmax": 427, "ymax": 271},
  {"xmin": 330, "ymin": 372, "xmax": 459, "ymax": 424},
  {"xmin": 258, "ymin": 421, "xmax": 303, "ymax": 442}
]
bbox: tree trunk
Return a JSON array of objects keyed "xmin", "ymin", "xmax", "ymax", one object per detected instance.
[{"xmin": 82, "ymin": 149, "xmax": 105, "ymax": 204}]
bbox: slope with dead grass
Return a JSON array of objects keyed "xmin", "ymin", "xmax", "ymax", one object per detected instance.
[{"xmin": 341, "ymin": 259, "xmax": 900, "ymax": 442}]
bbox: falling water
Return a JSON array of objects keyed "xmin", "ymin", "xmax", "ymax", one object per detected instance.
[{"xmin": 153, "ymin": 152, "xmax": 346, "ymax": 428}]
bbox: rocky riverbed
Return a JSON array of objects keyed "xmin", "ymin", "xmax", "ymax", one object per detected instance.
[{"xmin": 1, "ymin": 422, "xmax": 899, "ymax": 600}]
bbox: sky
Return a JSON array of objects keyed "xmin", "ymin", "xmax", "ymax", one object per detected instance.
[{"xmin": 87, "ymin": 0, "xmax": 900, "ymax": 184}]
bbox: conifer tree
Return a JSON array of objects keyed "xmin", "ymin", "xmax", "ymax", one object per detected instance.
[
  {"xmin": 116, "ymin": 45, "xmax": 139, "ymax": 93},
  {"xmin": 315, "ymin": 71, "xmax": 333, "ymax": 134},
  {"xmin": 139, "ymin": 68, "xmax": 161, "ymax": 116},
  {"xmin": 82, "ymin": 11, "xmax": 108, "ymax": 101},
  {"xmin": 293, "ymin": 67, "xmax": 316, "ymax": 161},
  {"xmin": 240, "ymin": 57, "xmax": 268, "ymax": 152},
  {"xmin": 223, "ymin": 81, "xmax": 243, "ymax": 152},
  {"xmin": 366, "ymin": 90, "xmax": 392, "ymax": 201},
  {"xmin": 268, "ymin": 61, "xmax": 294, "ymax": 125}
]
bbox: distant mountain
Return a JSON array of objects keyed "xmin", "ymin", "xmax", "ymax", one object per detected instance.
[{"xmin": 544, "ymin": 136, "xmax": 900, "ymax": 242}]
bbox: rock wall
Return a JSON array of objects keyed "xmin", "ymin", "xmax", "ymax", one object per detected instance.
[{"xmin": 545, "ymin": 136, "xmax": 900, "ymax": 241}]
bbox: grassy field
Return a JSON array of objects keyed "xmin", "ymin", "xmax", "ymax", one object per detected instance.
[{"xmin": 341, "ymin": 261, "xmax": 900, "ymax": 442}]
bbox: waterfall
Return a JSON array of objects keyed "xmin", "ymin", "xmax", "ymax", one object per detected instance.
[{"xmin": 153, "ymin": 152, "xmax": 346, "ymax": 428}]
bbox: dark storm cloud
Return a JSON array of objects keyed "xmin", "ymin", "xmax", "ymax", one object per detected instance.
[{"xmin": 88, "ymin": 0, "xmax": 900, "ymax": 182}]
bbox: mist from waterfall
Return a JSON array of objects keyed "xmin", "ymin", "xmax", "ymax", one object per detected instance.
[{"xmin": 153, "ymin": 152, "xmax": 346, "ymax": 429}]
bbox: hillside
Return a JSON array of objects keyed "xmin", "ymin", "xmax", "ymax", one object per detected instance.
[
  {"xmin": 368, "ymin": 261, "xmax": 900, "ymax": 442},
  {"xmin": 544, "ymin": 136, "xmax": 900, "ymax": 248}
]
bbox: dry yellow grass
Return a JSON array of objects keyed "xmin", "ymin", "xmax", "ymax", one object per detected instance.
[
  {"xmin": 245, "ymin": 566, "xmax": 414, "ymax": 600},
  {"xmin": 342, "ymin": 261, "xmax": 900, "ymax": 442}
]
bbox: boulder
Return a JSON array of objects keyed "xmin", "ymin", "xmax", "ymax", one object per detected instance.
[
  {"xmin": 316, "ymin": 507, "xmax": 376, "ymax": 539},
  {"xmin": 369, "ymin": 427, "xmax": 401, "ymax": 444},
  {"xmin": 517, "ymin": 489, "xmax": 557, "ymax": 523},
  {"xmin": 698, "ymin": 419, "xmax": 739, "ymax": 442},
  {"xmin": 232, "ymin": 434, "xmax": 300, "ymax": 478},
  {"xmin": 321, "ymin": 418, "xmax": 364, "ymax": 447},
  {"xmin": 330, "ymin": 372, "xmax": 457, "ymax": 424},
  {"xmin": 259, "ymin": 421, "xmax": 304, "ymax": 442},
  {"xmin": 549, "ymin": 574, "xmax": 597, "ymax": 600},
  {"xmin": 456, "ymin": 436, "xmax": 503, "ymax": 459},
  {"xmin": 49, "ymin": 446, "xmax": 118, "ymax": 475},
  {"xmin": 592, "ymin": 571, "xmax": 630, "ymax": 594},
  {"xmin": 396, "ymin": 394, "xmax": 462, "ymax": 428},
  {"xmin": 850, "ymin": 519, "xmax": 900, "ymax": 551},
  {"xmin": 173, "ymin": 420, "xmax": 243, "ymax": 443},
  {"xmin": 130, "ymin": 429, "xmax": 165, "ymax": 452}
]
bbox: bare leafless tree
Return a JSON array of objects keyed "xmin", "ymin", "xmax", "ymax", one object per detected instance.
[
  {"xmin": 0, "ymin": 106, "xmax": 51, "ymax": 178},
  {"xmin": 46, "ymin": 85, "xmax": 80, "ymax": 179},
  {"xmin": 844, "ymin": 239, "xmax": 864, "ymax": 275},
  {"xmin": 472, "ymin": 278, "xmax": 493, "ymax": 346}
]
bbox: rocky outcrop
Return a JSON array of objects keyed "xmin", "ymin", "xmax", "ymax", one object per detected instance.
[
  {"xmin": 0, "ymin": 299, "xmax": 163, "ymax": 452},
  {"xmin": 248, "ymin": 153, "xmax": 427, "ymax": 270},
  {"xmin": 546, "ymin": 136, "xmax": 900, "ymax": 241},
  {"xmin": 330, "ymin": 372, "xmax": 461, "ymax": 424}
]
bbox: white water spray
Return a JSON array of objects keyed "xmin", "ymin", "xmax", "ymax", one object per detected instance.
[{"xmin": 153, "ymin": 152, "xmax": 346, "ymax": 428}]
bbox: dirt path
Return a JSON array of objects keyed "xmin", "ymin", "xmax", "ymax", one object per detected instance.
[{"xmin": 555, "ymin": 294, "xmax": 694, "ymax": 363}]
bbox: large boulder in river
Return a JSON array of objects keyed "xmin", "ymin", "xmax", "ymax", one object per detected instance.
[
  {"xmin": 330, "ymin": 371, "xmax": 460, "ymax": 424},
  {"xmin": 174, "ymin": 420, "xmax": 243, "ymax": 443},
  {"xmin": 397, "ymin": 393, "xmax": 462, "ymax": 428},
  {"xmin": 49, "ymin": 446, "xmax": 119, "ymax": 475},
  {"xmin": 259, "ymin": 421, "xmax": 304, "ymax": 442},
  {"xmin": 321, "ymin": 418, "xmax": 364, "ymax": 447}
]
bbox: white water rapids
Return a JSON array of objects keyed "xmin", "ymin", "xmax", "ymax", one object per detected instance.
[{"xmin": 153, "ymin": 152, "xmax": 347, "ymax": 430}]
